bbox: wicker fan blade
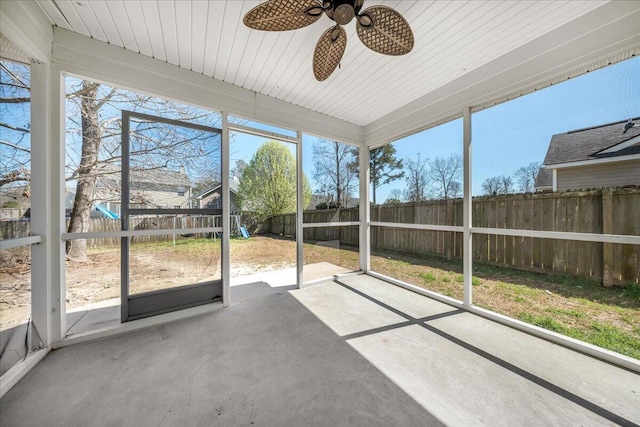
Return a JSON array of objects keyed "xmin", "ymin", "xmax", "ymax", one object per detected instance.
[
  {"xmin": 313, "ymin": 26, "xmax": 347, "ymax": 81},
  {"xmin": 243, "ymin": 0, "xmax": 323, "ymax": 31},
  {"xmin": 356, "ymin": 6, "xmax": 414, "ymax": 55}
]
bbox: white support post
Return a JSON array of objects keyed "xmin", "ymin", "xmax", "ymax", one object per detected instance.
[
  {"xmin": 28, "ymin": 60, "xmax": 51, "ymax": 348},
  {"xmin": 359, "ymin": 145, "xmax": 370, "ymax": 272},
  {"xmin": 48, "ymin": 67, "xmax": 66, "ymax": 342},
  {"xmin": 463, "ymin": 107, "xmax": 473, "ymax": 306},
  {"xmin": 296, "ymin": 131, "xmax": 304, "ymax": 288},
  {"xmin": 221, "ymin": 112, "xmax": 230, "ymax": 307}
]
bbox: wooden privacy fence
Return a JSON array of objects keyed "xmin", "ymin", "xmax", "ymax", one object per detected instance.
[
  {"xmin": 0, "ymin": 215, "xmax": 249, "ymax": 249},
  {"xmin": 267, "ymin": 187, "xmax": 639, "ymax": 285}
]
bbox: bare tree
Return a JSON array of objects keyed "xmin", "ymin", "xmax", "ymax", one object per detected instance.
[
  {"xmin": 500, "ymin": 175, "xmax": 514, "ymax": 194},
  {"xmin": 65, "ymin": 82, "xmax": 108, "ymax": 259},
  {"xmin": 448, "ymin": 181, "xmax": 462, "ymax": 198},
  {"xmin": 514, "ymin": 162, "xmax": 541, "ymax": 193},
  {"xmin": 1, "ymin": 61, "xmax": 31, "ymax": 195},
  {"xmin": 429, "ymin": 154, "xmax": 462, "ymax": 199},
  {"xmin": 404, "ymin": 154, "xmax": 430, "ymax": 202},
  {"xmin": 482, "ymin": 175, "xmax": 513, "ymax": 196},
  {"xmin": 482, "ymin": 176, "xmax": 502, "ymax": 196},
  {"xmin": 62, "ymin": 77, "xmax": 222, "ymax": 260},
  {"xmin": 384, "ymin": 189, "xmax": 404, "ymax": 204},
  {"xmin": 312, "ymin": 139, "xmax": 358, "ymax": 208}
]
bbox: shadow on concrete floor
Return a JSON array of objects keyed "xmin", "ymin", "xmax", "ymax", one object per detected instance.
[
  {"xmin": 1, "ymin": 279, "xmax": 444, "ymax": 426},
  {"xmin": 5, "ymin": 275, "xmax": 637, "ymax": 426}
]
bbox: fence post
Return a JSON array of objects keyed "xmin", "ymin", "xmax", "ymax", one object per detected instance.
[
  {"xmin": 602, "ymin": 188, "xmax": 615, "ymax": 287},
  {"xmin": 446, "ymin": 198, "xmax": 453, "ymax": 261}
]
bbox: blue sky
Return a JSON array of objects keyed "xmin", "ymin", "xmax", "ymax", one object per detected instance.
[
  {"xmin": 4, "ymin": 56, "xmax": 638, "ymax": 201},
  {"xmin": 229, "ymin": 56, "xmax": 640, "ymax": 200}
]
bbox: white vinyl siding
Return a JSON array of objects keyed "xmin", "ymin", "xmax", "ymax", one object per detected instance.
[{"xmin": 556, "ymin": 160, "xmax": 640, "ymax": 191}]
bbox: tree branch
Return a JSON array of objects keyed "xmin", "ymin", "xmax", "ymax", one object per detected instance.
[
  {"xmin": 1, "ymin": 139, "xmax": 30, "ymax": 153},
  {"xmin": 0, "ymin": 97, "xmax": 30, "ymax": 104},
  {"xmin": 0, "ymin": 121, "xmax": 29, "ymax": 133}
]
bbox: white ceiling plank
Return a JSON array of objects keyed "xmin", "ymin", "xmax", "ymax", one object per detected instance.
[
  {"xmin": 261, "ymin": 24, "xmax": 326, "ymax": 97},
  {"xmin": 212, "ymin": 0, "xmax": 244, "ymax": 80},
  {"xmin": 189, "ymin": 0, "xmax": 208, "ymax": 74},
  {"xmin": 174, "ymin": 0, "xmax": 192, "ymax": 70},
  {"xmin": 241, "ymin": 31, "xmax": 284, "ymax": 90},
  {"xmin": 70, "ymin": 0, "xmax": 107, "ymax": 42},
  {"xmin": 138, "ymin": 0, "xmax": 165, "ymax": 61},
  {"xmin": 232, "ymin": 30, "xmax": 266, "ymax": 88},
  {"xmin": 157, "ymin": 0, "xmax": 179, "ymax": 66},
  {"xmin": 36, "ymin": 0, "xmax": 73, "ymax": 31},
  {"xmin": 29, "ymin": 0, "xmax": 636, "ymax": 129},
  {"xmin": 222, "ymin": 1, "xmax": 254, "ymax": 83},
  {"xmin": 89, "ymin": 1, "xmax": 124, "ymax": 48},
  {"xmin": 51, "ymin": 0, "xmax": 91, "ymax": 37},
  {"xmin": 121, "ymin": 0, "xmax": 154, "ymax": 57},
  {"xmin": 253, "ymin": 30, "xmax": 298, "ymax": 93},
  {"xmin": 201, "ymin": 1, "xmax": 225, "ymax": 77}
]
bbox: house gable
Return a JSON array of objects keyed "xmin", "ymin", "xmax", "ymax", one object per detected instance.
[{"xmin": 598, "ymin": 134, "xmax": 640, "ymax": 154}]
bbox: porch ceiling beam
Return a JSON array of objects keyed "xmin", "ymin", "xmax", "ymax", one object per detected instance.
[
  {"xmin": 51, "ymin": 28, "xmax": 364, "ymax": 146},
  {"xmin": 0, "ymin": 0, "xmax": 53, "ymax": 63}
]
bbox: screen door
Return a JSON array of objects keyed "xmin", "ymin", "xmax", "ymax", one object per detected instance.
[{"xmin": 121, "ymin": 111, "xmax": 223, "ymax": 321}]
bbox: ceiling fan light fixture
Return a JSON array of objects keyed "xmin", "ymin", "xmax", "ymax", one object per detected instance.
[
  {"xmin": 305, "ymin": 6, "xmax": 324, "ymax": 17},
  {"xmin": 357, "ymin": 13, "xmax": 372, "ymax": 28}
]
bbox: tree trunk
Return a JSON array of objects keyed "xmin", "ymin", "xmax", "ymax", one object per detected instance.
[{"xmin": 66, "ymin": 82, "xmax": 101, "ymax": 261}]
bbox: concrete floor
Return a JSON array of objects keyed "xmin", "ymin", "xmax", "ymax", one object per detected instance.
[
  {"xmin": 1, "ymin": 274, "xmax": 639, "ymax": 426},
  {"xmin": 61, "ymin": 262, "xmax": 350, "ymax": 338}
]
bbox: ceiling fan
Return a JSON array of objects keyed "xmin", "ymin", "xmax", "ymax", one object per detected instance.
[{"xmin": 243, "ymin": 0, "xmax": 414, "ymax": 81}]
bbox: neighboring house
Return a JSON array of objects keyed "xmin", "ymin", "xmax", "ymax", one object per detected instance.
[
  {"xmin": 0, "ymin": 185, "xmax": 30, "ymax": 219},
  {"xmin": 536, "ymin": 117, "xmax": 640, "ymax": 192},
  {"xmin": 533, "ymin": 168, "xmax": 553, "ymax": 192},
  {"xmin": 196, "ymin": 178, "xmax": 240, "ymax": 214},
  {"xmin": 93, "ymin": 166, "xmax": 194, "ymax": 215}
]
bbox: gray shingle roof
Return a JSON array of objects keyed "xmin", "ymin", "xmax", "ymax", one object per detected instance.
[
  {"xmin": 543, "ymin": 117, "xmax": 640, "ymax": 166},
  {"xmin": 534, "ymin": 167, "xmax": 552, "ymax": 189},
  {"xmin": 96, "ymin": 166, "xmax": 192, "ymax": 191}
]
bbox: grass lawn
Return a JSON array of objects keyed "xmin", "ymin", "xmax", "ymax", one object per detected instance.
[
  {"xmin": 369, "ymin": 249, "xmax": 640, "ymax": 360},
  {"xmin": 232, "ymin": 236, "xmax": 640, "ymax": 359},
  {"xmin": 2, "ymin": 234, "xmax": 638, "ymax": 359}
]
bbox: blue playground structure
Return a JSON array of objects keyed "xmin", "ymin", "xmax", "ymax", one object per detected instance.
[{"xmin": 94, "ymin": 203, "xmax": 119, "ymax": 219}]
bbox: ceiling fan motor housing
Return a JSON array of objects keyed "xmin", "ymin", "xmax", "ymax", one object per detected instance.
[{"xmin": 326, "ymin": 0, "xmax": 365, "ymax": 25}]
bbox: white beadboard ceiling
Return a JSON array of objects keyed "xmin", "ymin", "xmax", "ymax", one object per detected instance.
[{"xmin": 35, "ymin": 0, "xmax": 611, "ymax": 127}]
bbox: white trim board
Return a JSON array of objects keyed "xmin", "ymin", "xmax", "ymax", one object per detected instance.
[
  {"xmin": 598, "ymin": 134, "xmax": 640, "ymax": 154},
  {"xmin": 0, "ymin": 0, "xmax": 53, "ymax": 63},
  {"xmin": 546, "ymin": 153, "xmax": 640, "ymax": 169},
  {"xmin": 0, "ymin": 348, "xmax": 50, "ymax": 398}
]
